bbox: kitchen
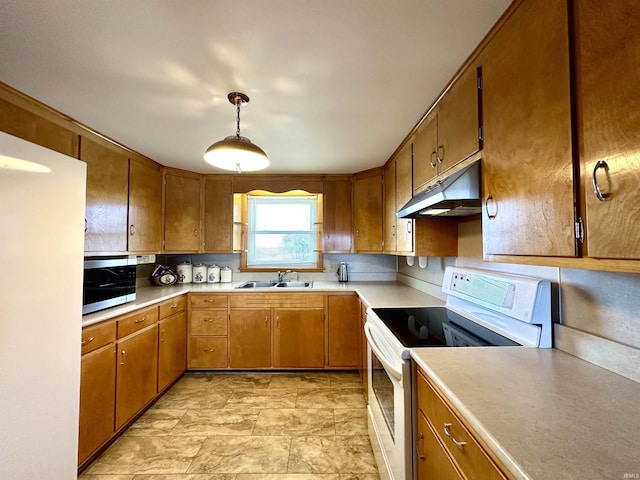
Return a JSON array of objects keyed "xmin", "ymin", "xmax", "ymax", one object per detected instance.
[{"xmin": 1, "ymin": 0, "xmax": 640, "ymax": 479}]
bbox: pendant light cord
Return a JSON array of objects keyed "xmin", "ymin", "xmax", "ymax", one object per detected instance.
[{"xmin": 235, "ymin": 98, "xmax": 241, "ymax": 139}]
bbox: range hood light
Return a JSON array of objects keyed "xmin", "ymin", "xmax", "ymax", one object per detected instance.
[{"xmin": 420, "ymin": 208, "xmax": 451, "ymax": 216}]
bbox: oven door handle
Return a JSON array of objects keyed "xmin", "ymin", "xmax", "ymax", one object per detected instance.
[{"xmin": 364, "ymin": 322, "xmax": 402, "ymax": 380}]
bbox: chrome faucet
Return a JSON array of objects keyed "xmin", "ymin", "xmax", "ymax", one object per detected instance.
[{"xmin": 277, "ymin": 270, "xmax": 293, "ymax": 282}]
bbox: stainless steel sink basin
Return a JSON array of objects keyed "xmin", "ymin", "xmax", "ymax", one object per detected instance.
[{"xmin": 235, "ymin": 280, "xmax": 313, "ymax": 289}]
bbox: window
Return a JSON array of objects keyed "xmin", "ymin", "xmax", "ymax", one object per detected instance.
[{"xmin": 246, "ymin": 195, "xmax": 319, "ymax": 268}]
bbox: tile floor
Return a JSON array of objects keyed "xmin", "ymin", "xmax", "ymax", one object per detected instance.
[{"xmin": 79, "ymin": 371, "xmax": 379, "ymax": 480}]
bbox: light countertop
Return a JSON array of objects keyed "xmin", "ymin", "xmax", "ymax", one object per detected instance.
[
  {"xmin": 411, "ymin": 347, "xmax": 640, "ymax": 480},
  {"xmin": 82, "ymin": 280, "xmax": 444, "ymax": 327}
]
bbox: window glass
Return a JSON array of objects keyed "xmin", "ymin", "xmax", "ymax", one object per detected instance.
[{"xmin": 247, "ymin": 195, "xmax": 318, "ymax": 267}]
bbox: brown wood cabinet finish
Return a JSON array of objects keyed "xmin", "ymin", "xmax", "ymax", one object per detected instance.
[
  {"xmin": 188, "ymin": 337, "xmax": 228, "ymax": 369},
  {"xmin": 416, "ymin": 411, "xmax": 463, "ymax": 480},
  {"xmin": 480, "ymin": 0, "xmax": 574, "ymax": 257},
  {"xmin": 116, "ymin": 305, "xmax": 159, "ymax": 339},
  {"xmin": 323, "ymin": 176, "xmax": 353, "ymax": 252},
  {"xmin": 78, "ymin": 343, "xmax": 116, "ymax": 466},
  {"xmin": 383, "ymin": 161, "xmax": 397, "ymax": 254},
  {"xmin": 353, "ymin": 170, "xmax": 383, "ymax": 252},
  {"xmin": 80, "ymin": 136, "xmax": 129, "ymax": 253},
  {"xmin": 128, "ymin": 156, "xmax": 163, "ymax": 252},
  {"xmin": 190, "ymin": 310, "xmax": 228, "ymax": 336},
  {"xmin": 158, "ymin": 311, "xmax": 187, "ymax": 392},
  {"xmin": 81, "ymin": 320, "xmax": 116, "ymax": 355},
  {"xmin": 164, "ymin": 169, "xmax": 202, "ymax": 252},
  {"xmin": 575, "ymin": 0, "xmax": 640, "ymax": 260},
  {"xmin": 327, "ymin": 294, "xmax": 360, "ymax": 367},
  {"xmin": 273, "ymin": 308, "xmax": 325, "ymax": 368},
  {"xmin": 204, "ymin": 176, "xmax": 234, "ymax": 252},
  {"xmin": 413, "ymin": 113, "xmax": 439, "ymax": 191},
  {"xmin": 115, "ymin": 324, "xmax": 158, "ymax": 430},
  {"xmin": 228, "ymin": 309, "xmax": 272, "ymax": 368}
]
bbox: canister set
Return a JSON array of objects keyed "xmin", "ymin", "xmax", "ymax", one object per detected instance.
[{"xmin": 176, "ymin": 263, "xmax": 232, "ymax": 284}]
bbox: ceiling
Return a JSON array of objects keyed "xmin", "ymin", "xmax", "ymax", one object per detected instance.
[{"xmin": 0, "ymin": 0, "xmax": 511, "ymax": 174}]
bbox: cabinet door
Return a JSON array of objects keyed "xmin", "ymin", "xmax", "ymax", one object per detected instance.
[
  {"xmin": 78, "ymin": 344, "xmax": 116, "ymax": 466},
  {"xmin": 164, "ymin": 170, "xmax": 202, "ymax": 252},
  {"xmin": 188, "ymin": 337, "xmax": 227, "ymax": 369},
  {"xmin": 80, "ymin": 136, "xmax": 129, "ymax": 252},
  {"xmin": 437, "ymin": 67, "xmax": 480, "ymax": 175},
  {"xmin": 323, "ymin": 177, "xmax": 353, "ymax": 252},
  {"xmin": 158, "ymin": 312, "xmax": 187, "ymax": 392},
  {"xmin": 353, "ymin": 172, "xmax": 383, "ymax": 252},
  {"xmin": 576, "ymin": 0, "xmax": 640, "ymax": 259},
  {"xmin": 273, "ymin": 308, "xmax": 324, "ymax": 368},
  {"xmin": 328, "ymin": 295, "xmax": 360, "ymax": 367},
  {"xmin": 481, "ymin": 0, "xmax": 575, "ymax": 257},
  {"xmin": 128, "ymin": 156, "xmax": 162, "ymax": 252},
  {"xmin": 383, "ymin": 162, "xmax": 397, "ymax": 254},
  {"xmin": 395, "ymin": 143, "xmax": 414, "ymax": 253},
  {"xmin": 203, "ymin": 176, "xmax": 233, "ymax": 252},
  {"xmin": 413, "ymin": 113, "xmax": 438, "ymax": 193},
  {"xmin": 416, "ymin": 412, "xmax": 463, "ymax": 480},
  {"xmin": 115, "ymin": 325, "xmax": 158, "ymax": 430},
  {"xmin": 229, "ymin": 309, "xmax": 271, "ymax": 368}
]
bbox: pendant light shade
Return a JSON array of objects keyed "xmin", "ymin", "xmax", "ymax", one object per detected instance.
[{"xmin": 203, "ymin": 92, "xmax": 269, "ymax": 173}]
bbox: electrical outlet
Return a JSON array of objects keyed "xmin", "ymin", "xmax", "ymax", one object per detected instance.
[{"xmin": 328, "ymin": 262, "xmax": 338, "ymax": 272}]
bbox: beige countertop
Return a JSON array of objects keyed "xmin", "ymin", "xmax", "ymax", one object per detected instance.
[
  {"xmin": 82, "ymin": 280, "xmax": 444, "ymax": 327},
  {"xmin": 411, "ymin": 347, "xmax": 640, "ymax": 480}
]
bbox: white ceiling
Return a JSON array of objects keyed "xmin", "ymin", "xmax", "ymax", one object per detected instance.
[{"xmin": 0, "ymin": 0, "xmax": 511, "ymax": 174}]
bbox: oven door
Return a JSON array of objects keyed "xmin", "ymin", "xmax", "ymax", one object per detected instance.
[{"xmin": 365, "ymin": 321, "xmax": 411, "ymax": 480}]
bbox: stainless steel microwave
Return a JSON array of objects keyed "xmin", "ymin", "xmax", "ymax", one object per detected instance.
[{"xmin": 83, "ymin": 257, "xmax": 137, "ymax": 315}]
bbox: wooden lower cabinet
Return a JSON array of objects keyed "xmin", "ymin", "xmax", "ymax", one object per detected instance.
[
  {"xmin": 188, "ymin": 294, "xmax": 229, "ymax": 369},
  {"xmin": 189, "ymin": 337, "xmax": 228, "ymax": 368},
  {"xmin": 229, "ymin": 309, "xmax": 272, "ymax": 368},
  {"xmin": 115, "ymin": 324, "xmax": 159, "ymax": 430},
  {"xmin": 328, "ymin": 294, "xmax": 360, "ymax": 367},
  {"xmin": 273, "ymin": 308, "xmax": 324, "ymax": 368},
  {"xmin": 78, "ymin": 343, "xmax": 116, "ymax": 466},
  {"xmin": 415, "ymin": 367, "xmax": 510, "ymax": 480},
  {"xmin": 158, "ymin": 311, "xmax": 187, "ymax": 392}
]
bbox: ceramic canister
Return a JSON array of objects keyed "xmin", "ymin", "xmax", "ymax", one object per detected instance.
[
  {"xmin": 220, "ymin": 266, "xmax": 232, "ymax": 283},
  {"xmin": 176, "ymin": 263, "xmax": 192, "ymax": 283},
  {"xmin": 192, "ymin": 263, "xmax": 207, "ymax": 283},
  {"xmin": 207, "ymin": 264, "xmax": 221, "ymax": 283}
]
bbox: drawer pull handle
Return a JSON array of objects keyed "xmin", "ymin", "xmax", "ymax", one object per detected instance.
[
  {"xmin": 81, "ymin": 336, "xmax": 95, "ymax": 346},
  {"xmin": 592, "ymin": 160, "xmax": 611, "ymax": 201},
  {"xmin": 120, "ymin": 350, "xmax": 126, "ymax": 365},
  {"xmin": 204, "ymin": 348, "xmax": 216, "ymax": 353},
  {"xmin": 204, "ymin": 299, "xmax": 217, "ymax": 303},
  {"xmin": 204, "ymin": 318, "xmax": 215, "ymax": 322},
  {"xmin": 170, "ymin": 303, "xmax": 178, "ymax": 309},
  {"xmin": 135, "ymin": 316, "xmax": 146, "ymax": 323},
  {"xmin": 444, "ymin": 423, "xmax": 466, "ymax": 449}
]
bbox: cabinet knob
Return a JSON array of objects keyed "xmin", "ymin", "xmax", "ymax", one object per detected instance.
[
  {"xmin": 592, "ymin": 160, "xmax": 611, "ymax": 201},
  {"xmin": 485, "ymin": 194, "xmax": 497, "ymax": 220},
  {"xmin": 129, "ymin": 224, "xmax": 136, "ymax": 236},
  {"xmin": 81, "ymin": 336, "xmax": 94, "ymax": 347},
  {"xmin": 430, "ymin": 151, "xmax": 437, "ymax": 169},
  {"xmin": 437, "ymin": 144, "xmax": 444, "ymax": 163},
  {"xmin": 120, "ymin": 350, "xmax": 126, "ymax": 365}
]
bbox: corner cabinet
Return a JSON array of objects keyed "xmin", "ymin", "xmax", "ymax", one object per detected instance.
[
  {"xmin": 353, "ymin": 169, "xmax": 383, "ymax": 253},
  {"xmin": 480, "ymin": 0, "xmax": 575, "ymax": 257},
  {"xmin": 575, "ymin": 0, "xmax": 640, "ymax": 260}
]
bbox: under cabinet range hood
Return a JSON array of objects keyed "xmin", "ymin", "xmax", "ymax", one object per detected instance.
[{"xmin": 397, "ymin": 159, "xmax": 481, "ymax": 218}]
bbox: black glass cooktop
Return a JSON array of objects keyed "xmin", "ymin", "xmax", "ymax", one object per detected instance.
[{"xmin": 371, "ymin": 306, "xmax": 520, "ymax": 347}]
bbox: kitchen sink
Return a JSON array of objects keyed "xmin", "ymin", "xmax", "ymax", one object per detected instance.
[{"xmin": 235, "ymin": 280, "xmax": 313, "ymax": 289}]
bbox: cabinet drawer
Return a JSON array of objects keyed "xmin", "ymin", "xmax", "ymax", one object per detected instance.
[
  {"xmin": 229, "ymin": 293, "xmax": 324, "ymax": 308},
  {"xmin": 190, "ymin": 310, "xmax": 228, "ymax": 336},
  {"xmin": 189, "ymin": 294, "xmax": 228, "ymax": 309},
  {"xmin": 416, "ymin": 370, "xmax": 506, "ymax": 480},
  {"xmin": 116, "ymin": 306, "xmax": 159, "ymax": 339},
  {"xmin": 159, "ymin": 295, "xmax": 186, "ymax": 319},
  {"xmin": 189, "ymin": 337, "xmax": 227, "ymax": 368},
  {"xmin": 82, "ymin": 320, "xmax": 116, "ymax": 355}
]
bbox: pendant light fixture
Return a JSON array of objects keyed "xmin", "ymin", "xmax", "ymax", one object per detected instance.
[{"xmin": 203, "ymin": 92, "xmax": 269, "ymax": 173}]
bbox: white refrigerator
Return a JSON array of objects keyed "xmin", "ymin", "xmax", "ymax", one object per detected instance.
[{"xmin": 0, "ymin": 131, "xmax": 86, "ymax": 479}]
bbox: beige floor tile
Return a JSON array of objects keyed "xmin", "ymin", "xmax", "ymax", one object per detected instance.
[
  {"xmin": 123, "ymin": 409, "xmax": 187, "ymax": 436},
  {"xmin": 84, "ymin": 436, "xmax": 206, "ymax": 475},
  {"xmin": 339, "ymin": 475, "xmax": 381, "ymax": 480},
  {"xmin": 152, "ymin": 388, "xmax": 231, "ymax": 410},
  {"xmin": 187, "ymin": 436, "xmax": 291, "ymax": 474},
  {"xmin": 268, "ymin": 373, "xmax": 331, "ymax": 389},
  {"xmin": 170, "ymin": 409, "xmax": 258, "ymax": 436},
  {"xmin": 226, "ymin": 389, "xmax": 297, "ymax": 409},
  {"xmin": 253, "ymin": 409, "xmax": 335, "ymax": 436},
  {"xmin": 329, "ymin": 372, "xmax": 363, "ymax": 388},
  {"xmin": 237, "ymin": 475, "xmax": 339, "ymax": 480},
  {"xmin": 288, "ymin": 436, "xmax": 377, "ymax": 474},
  {"xmin": 333, "ymin": 410, "xmax": 368, "ymax": 436},
  {"xmin": 296, "ymin": 389, "xmax": 365, "ymax": 409},
  {"xmin": 133, "ymin": 475, "xmax": 236, "ymax": 480},
  {"xmin": 79, "ymin": 475, "xmax": 135, "ymax": 480},
  {"xmin": 207, "ymin": 373, "xmax": 273, "ymax": 389},
  {"xmin": 172, "ymin": 374, "xmax": 217, "ymax": 391}
]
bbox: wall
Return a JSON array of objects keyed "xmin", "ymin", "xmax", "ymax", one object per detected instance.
[{"xmin": 398, "ymin": 217, "xmax": 640, "ymax": 383}]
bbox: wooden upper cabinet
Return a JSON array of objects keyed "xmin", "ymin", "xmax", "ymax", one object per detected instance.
[
  {"xmin": 128, "ymin": 156, "xmax": 162, "ymax": 253},
  {"xmin": 480, "ymin": 0, "xmax": 575, "ymax": 257},
  {"xmin": 203, "ymin": 176, "xmax": 233, "ymax": 252},
  {"xmin": 323, "ymin": 176, "xmax": 353, "ymax": 253},
  {"xmin": 413, "ymin": 113, "xmax": 439, "ymax": 192},
  {"xmin": 395, "ymin": 143, "xmax": 414, "ymax": 254},
  {"xmin": 353, "ymin": 169, "xmax": 383, "ymax": 253},
  {"xmin": 163, "ymin": 169, "xmax": 202, "ymax": 252},
  {"xmin": 383, "ymin": 162, "xmax": 397, "ymax": 254},
  {"xmin": 575, "ymin": 0, "xmax": 640, "ymax": 260},
  {"xmin": 80, "ymin": 136, "xmax": 129, "ymax": 253}
]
